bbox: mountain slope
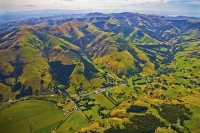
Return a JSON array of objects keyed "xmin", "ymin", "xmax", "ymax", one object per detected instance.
[
  {"xmin": 126, "ymin": 28, "xmax": 160, "ymax": 44},
  {"xmin": 0, "ymin": 22, "xmax": 157, "ymax": 98},
  {"xmin": 0, "ymin": 25, "xmax": 107, "ymax": 97},
  {"xmin": 0, "ymin": 12, "xmax": 200, "ymax": 99},
  {"xmin": 1, "ymin": 12, "xmax": 200, "ymax": 43},
  {"xmin": 39, "ymin": 22, "xmax": 156, "ymax": 76}
]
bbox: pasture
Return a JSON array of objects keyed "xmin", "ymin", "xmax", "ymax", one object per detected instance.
[
  {"xmin": 91, "ymin": 93, "xmax": 115, "ymax": 109},
  {"xmin": 56, "ymin": 110, "xmax": 89, "ymax": 133},
  {"xmin": 0, "ymin": 100, "xmax": 64, "ymax": 133},
  {"xmin": 83, "ymin": 105, "xmax": 101, "ymax": 121}
]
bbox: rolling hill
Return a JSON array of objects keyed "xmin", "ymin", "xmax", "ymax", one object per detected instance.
[
  {"xmin": 0, "ymin": 12, "xmax": 200, "ymax": 99},
  {"xmin": 0, "ymin": 25, "xmax": 107, "ymax": 99}
]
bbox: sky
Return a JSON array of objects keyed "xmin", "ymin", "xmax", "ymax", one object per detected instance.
[{"xmin": 0, "ymin": 0, "xmax": 200, "ymax": 16}]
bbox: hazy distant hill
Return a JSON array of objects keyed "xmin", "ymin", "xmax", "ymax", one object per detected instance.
[{"xmin": 1, "ymin": 12, "xmax": 200, "ymax": 42}]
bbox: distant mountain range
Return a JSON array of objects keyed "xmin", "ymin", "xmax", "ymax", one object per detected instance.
[
  {"xmin": 0, "ymin": 10, "xmax": 88, "ymax": 24},
  {"xmin": 1, "ymin": 12, "xmax": 200, "ymax": 32},
  {"xmin": 0, "ymin": 12, "xmax": 200, "ymax": 99},
  {"xmin": 165, "ymin": 15, "xmax": 200, "ymax": 21}
]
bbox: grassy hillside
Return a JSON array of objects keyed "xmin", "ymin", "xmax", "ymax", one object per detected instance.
[
  {"xmin": 127, "ymin": 28, "xmax": 160, "ymax": 44},
  {"xmin": 0, "ymin": 25, "xmax": 108, "ymax": 98},
  {"xmin": 182, "ymin": 28, "xmax": 200, "ymax": 41},
  {"xmin": 1, "ymin": 20, "xmax": 197, "ymax": 98}
]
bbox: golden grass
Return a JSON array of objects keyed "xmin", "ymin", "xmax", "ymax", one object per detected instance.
[
  {"xmin": 79, "ymin": 122, "xmax": 100, "ymax": 133},
  {"xmin": 0, "ymin": 83, "xmax": 11, "ymax": 95},
  {"xmin": 94, "ymin": 51, "xmax": 137, "ymax": 75},
  {"xmin": 60, "ymin": 22, "xmax": 84, "ymax": 39}
]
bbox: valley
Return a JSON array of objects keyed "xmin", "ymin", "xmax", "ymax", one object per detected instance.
[{"xmin": 0, "ymin": 12, "xmax": 200, "ymax": 133}]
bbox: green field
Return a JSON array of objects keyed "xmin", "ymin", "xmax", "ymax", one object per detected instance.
[
  {"xmin": 185, "ymin": 106, "xmax": 200, "ymax": 132},
  {"xmin": 62, "ymin": 102, "xmax": 74, "ymax": 111},
  {"xmin": 91, "ymin": 93, "xmax": 116, "ymax": 109},
  {"xmin": 56, "ymin": 110, "xmax": 89, "ymax": 133},
  {"xmin": 79, "ymin": 93, "xmax": 117, "ymax": 123},
  {"xmin": 83, "ymin": 105, "xmax": 101, "ymax": 121},
  {"xmin": 0, "ymin": 100, "xmax": 64, "ymax": 133}
]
